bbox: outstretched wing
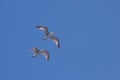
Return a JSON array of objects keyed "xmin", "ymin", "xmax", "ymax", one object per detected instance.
[
  {"xmin": 36, "ymin": 26, "xmax": 49, "ymax": 35},
  {"xmin": 40, "ymin": 49, "xmax": 50, "ymax": 61},
  {"xmin": 50, "ymin": 36, "xmax": 60, "ymax": 49}
]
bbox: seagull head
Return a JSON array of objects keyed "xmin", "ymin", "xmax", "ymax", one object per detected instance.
[{"xmin": 32, "ymin": 47, "xmax": 39, "ymax": 53}]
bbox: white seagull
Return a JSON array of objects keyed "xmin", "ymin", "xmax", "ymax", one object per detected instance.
[
  {"xmin": 32, "ymin": 47, "xmax": 50, "ymax": 61},
  {"xmin": 36, "ymin": 26, "xmax": 60, "ymax": 49}
]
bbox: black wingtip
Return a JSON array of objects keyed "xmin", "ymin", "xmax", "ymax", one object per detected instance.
[
  {"xmin": 47, "ymin": 57, "xmax": 50, "ymax": 61},
  {"xmin": 58, "ymin": 45, "xmax": 60, "ymax": 49},
  {"xmin": 47, "ymin": 59, "xmax": 50, "ymax": 61}
]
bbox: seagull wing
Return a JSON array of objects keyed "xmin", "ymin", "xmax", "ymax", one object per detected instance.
[
  {"xmin": 50, "ymin": 36, "xmax": 60, "ymax": 49},
  {"xmin": 40, "ymin": 49, "xmax": 50, "ymax": 61},
  {"xmin": 36, "ymin": 26, "xmax": 49, "ymax": 35}
]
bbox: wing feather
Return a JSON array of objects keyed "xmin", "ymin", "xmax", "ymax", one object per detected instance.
[
  {"xmin": 50, "ymin": 36, "xmax": 60, "ymax": 49},
  {"xmin": 40, "ymin": 49, "xmax": 50, "ymax": 61},
  {"xmin": 36, "ymin": 26, "xmax": 49, "ymax": 35}
]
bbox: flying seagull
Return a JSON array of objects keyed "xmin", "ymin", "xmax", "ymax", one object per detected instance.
[
  {"xmin": 36, "ymin": 26, "xmax": 60, "ymax": 49},
  {"xmin": 32, "ymin": 47, "xmax": 50, "ymax": 61}
]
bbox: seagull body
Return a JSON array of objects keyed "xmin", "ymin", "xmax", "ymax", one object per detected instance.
[
  {"xmin": 36, "ymin": 26, "xmax": 60, "ymax": 49},
  {"xmin": 32, "ymin": 47, "xmax": 49, "ymax": 61}
]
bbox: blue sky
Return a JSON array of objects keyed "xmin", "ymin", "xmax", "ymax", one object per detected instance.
[{"xmin": 1, "ymin": 0, "xmax": 120, "ymax": 80}]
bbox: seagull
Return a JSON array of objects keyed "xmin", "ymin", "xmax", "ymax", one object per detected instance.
[
  {"xmin": 36, "ymin": 26, "xmax": 60, "ymax": 49},
  {"xmin": 32, "ymin": 47, "xmax": 50, "ymax": 61}
]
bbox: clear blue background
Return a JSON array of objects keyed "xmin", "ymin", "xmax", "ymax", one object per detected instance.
[{"xmin": 1, "ymin": 0, "xmax": 120, "ymax": 80}]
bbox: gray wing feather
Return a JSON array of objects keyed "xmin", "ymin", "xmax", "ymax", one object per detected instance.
[
  {"xmin": 50, "ymin": 36, "xmax": 60, "ymax": 49},
  {"xmin": 40, "ymin": 50, "xmax": 50, "ymax": 60},
  {"xmin": 36, "ymin": 26, "xmax": 49, "ymax": 35}
]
